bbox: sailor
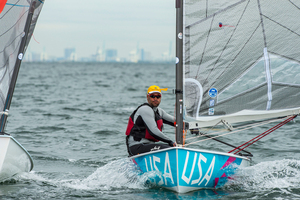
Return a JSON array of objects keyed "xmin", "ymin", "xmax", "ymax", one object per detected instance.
[{"xmin": 125, "ymin": 85, "xmax": 176, "ymax": 156}]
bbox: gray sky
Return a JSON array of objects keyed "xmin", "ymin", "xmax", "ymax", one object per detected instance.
[{"xmin": 29, "ymin": 0, "xmax": 176, "ymax": 59}]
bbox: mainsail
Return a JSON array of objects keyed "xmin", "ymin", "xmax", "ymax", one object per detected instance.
[
  {"xmin": 183, "ymin": 0, "xmax": 300, "ymax": 128},
  {"xmin": 0, "ymin": 0, "xmax": 44, "ymax": 131},
  {"xmin": 129, "ymin": 1, "xmax": 252, "ymax": 193}
]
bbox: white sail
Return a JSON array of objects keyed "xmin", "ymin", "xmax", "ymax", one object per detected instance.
[
  {"xmin": 184, "ymin": 0, "xmax": 300, "ymax": 128},
  {"xmin": 129, "ymin": 1, "xmax": 253, "ymax": 193},
  {"xmin": 0, "ymin": 0, "xmax": 44, "ymax": 180},
  {"xmin": 0, "ymin": 0, "xmax": 44, "ymax": 127}
]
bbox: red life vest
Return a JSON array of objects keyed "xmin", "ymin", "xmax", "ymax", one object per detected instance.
[{"xmin": 125, "ymin": 103, "xmax": 163, "ymax": 142}]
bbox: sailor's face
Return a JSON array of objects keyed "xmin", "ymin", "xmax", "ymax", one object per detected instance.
[{"xmin": 147, "ymin": 92, "xmax": 161, "ymax": 107}]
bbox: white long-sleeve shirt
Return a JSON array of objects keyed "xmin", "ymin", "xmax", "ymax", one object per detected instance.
[{"xmin": 127, "ymin": 104, "xmax": 175, "ymax": 147}]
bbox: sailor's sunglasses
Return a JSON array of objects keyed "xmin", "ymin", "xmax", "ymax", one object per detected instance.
[{"xmin": 149, "ymin": 94, "xmax": 161, "ymax": 99}]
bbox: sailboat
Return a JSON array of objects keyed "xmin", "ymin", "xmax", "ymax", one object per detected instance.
[
  {"xmin": 129, "ymin": 0, "xmax": 300, "ymax": 193},
  {"xmin": 0, "ymin": 0, "xmax": 44, "ymax": 182}
]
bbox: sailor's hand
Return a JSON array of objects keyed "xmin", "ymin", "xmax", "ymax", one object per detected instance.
[{"xmin": 169, "ymin": 141, "xmax": 177, "ymax": 147}]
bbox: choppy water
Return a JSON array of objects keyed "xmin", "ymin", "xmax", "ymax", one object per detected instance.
[{"xmin": 1, "ymin": 62, "xmax": 300, "ymax": 199}]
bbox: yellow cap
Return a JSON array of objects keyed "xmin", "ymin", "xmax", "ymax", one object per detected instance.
[{"xmin": 147, "ymin": 85, "xmax": 168, "ymax": 94}]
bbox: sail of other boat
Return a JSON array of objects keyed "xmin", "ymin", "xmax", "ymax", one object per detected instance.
[{"xmin": 0, "ymin": 0, "xmax": 44, "ymax": 182}]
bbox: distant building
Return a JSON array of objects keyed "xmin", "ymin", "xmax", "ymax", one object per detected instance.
[
  {"xmin": 161, "ymin": 41, "xmax": 174, "ymax": 62},
  {"xmin": 140, "ymin": 49, "xmax": 144, "ymax": 61},
  {"xmin": 92, "ymin": 47, "xmax": 105, "ymax": 62},
  {"xmin": 106, "ymin": 49, "xmax": 118, "ymax": 62},
  {"xmin": 64, "ymin": 48, "xmax": 77, "ymax": 61},
  {"xmin": 24, "ymin": 51, "xmax": 44, "ymax": 62},
  {"xmin": 139, "ymin": 48, "xmax": 152, "ymax": 62},
  {"xmin": 24, "ymin": 51, "xmax": 33, "ymax": 62},
  {"xmin": 40, "ymin": 48, "xmax": 48, "ymax": 62},
  {"xmin": 129, "ymin": 50, "xmax": 138, "ymax": 63},
  {"xmin": 32, "ymin": 52, "xmax": 41, "ymax": 61}
]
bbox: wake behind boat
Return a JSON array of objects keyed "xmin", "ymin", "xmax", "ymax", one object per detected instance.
[
  {"xmin": 128, "ymin": 0, "xmax": 300, "ymax": 193},
  {"xmin": 0, "ymin": 0, "xmax": 44, "ymax": 181}
]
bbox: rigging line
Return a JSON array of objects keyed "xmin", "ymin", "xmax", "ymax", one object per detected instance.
[
  {"xmin": 186, "ymin": 115, "xmax": 291, "ymax": 141},
  {"xmin": 0, "ymin": 40, "xmax": 21, "ymax": 89},
  {"xmin": 200, "ymin": 132, "xmax": 253, "ymax": 156},
  {"xmin": 268, "ymin": 51, "xmax": 300, "ymax": 64},
  {"xmin": 0, "ymin": 31, "xmax": 24, "ymax": 54},
  {"xmin": 257, "ymin": 0, "xmax": 267, "ymax": 47},
  {"xmin": 0, "ymin": 9, "xmax": 29, "ymax": 37},
  {"xmin": 0, "ymin": 0, "xmax": 20, "ymax": 19},
  {"xmin": 207, "ymin": 23, "xmax": 262, "ymax": 92},
  {"xmin": 185, "ymin": 116, "xmax": 292, "ymax": 145},
  {"xmin": 185, "ymin": 27, "xmax": 191, "ymax": 77},
  {"xmin": 32, "ymin": 34, "xmax": 40, "ymax": 44},
  {"xmin": 185, "ymin": 124, "xmax": 255, "ymax": 146},
  {"xmin": 258, "ymin": 0, "xmax": 273, "ymax": 111},
  {"xmin": 186, "ymin": 119, "xmax": 253, "ymax": 155},
  {"xmin": 232, "ymin": 117, "xmax": 297, "ymax": 155},
  {"xmin": 273, "ymin": 81, "xmax": 300, "ymax": 88},
  {"xmin": 186, "ymin": 119, "xmax": 224, "ymax": 142},
  {"xmin": 195, "ymin": 14, "xmax": 214, "ymax": 79},
  {"xmin": 5, "ymin": 3, "xmax": 30, "ymax": 7},
  {"xmin": 261, "ymin": 14, "xmax": 300, "ymax": 37},
  {"xmin": 289, "ymin": 0, "xmax": 300, "ymax": 10},
  {"xmin": 0, "ymin": 0, "xmax": 21, "ymax": 19},
  {"xmin": 201, "ymin": 0, "xmax": 251, "ymax": 88},
  {"xmin": 186, "ymin": 128, "xmax": 228, "ymax": 141},
  {"xmin": 186, "ymin": 0, "xmax": 247, "ymax": 28},
  {"xmin": 205, "ymin": 0, "xmax": 208, "ymax": 18},
  {"xmin": 217, "ymin": 80, "xmax": 265, "ymax": 105},
  {"xmin": 229, "ymin": 115, "xmax": 297, "ymax": 154},
  {"xmin": 0, "ymin": 33, "xmax": 22, "ymax": 76},
  {"xmin": 234, "ymin": 115, "xmax": 297, "ymax": 153}
]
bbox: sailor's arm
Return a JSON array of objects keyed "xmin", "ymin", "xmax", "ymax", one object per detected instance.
[
  {"xmin": 138, "ymin": 106, "xmax": 175, "ymax": 145},
  {"xmin": 159, "ymin": 108, "xmax": 175, "ymax": 126}
]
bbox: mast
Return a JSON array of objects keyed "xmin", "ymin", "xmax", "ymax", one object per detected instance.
[
  {"xmin": 0, "ymin": 1, "xmax": 37, "ymax": 132},
  {"xmin": 175, "ymin": 0, "xmax": 184, "ymax": 145}
]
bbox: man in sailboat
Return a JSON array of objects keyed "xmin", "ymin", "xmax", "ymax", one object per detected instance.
[{"xmin": 125, "ymin": 85, "xmax": 176, "ymax": 156}]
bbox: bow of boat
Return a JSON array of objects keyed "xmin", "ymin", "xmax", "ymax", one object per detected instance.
[{"xmin": 0, "ymin": 135, "xmax": 33, "ymax": 182}]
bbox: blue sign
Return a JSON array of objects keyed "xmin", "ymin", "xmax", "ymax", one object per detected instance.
[
  {"xmin": 210, "ymin": 99, "xmax": 215, "ymax": 107},
  {"xmin": 209, "ymin": 88, "xmax": 218, "ymax": 98},
  {"xmin": 208, "ymin": 108, "xmax": 214, "ymax": 115}
]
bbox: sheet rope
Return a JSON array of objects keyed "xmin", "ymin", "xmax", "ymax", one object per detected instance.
[
  {"xmin": 228, "ymin": 115, "xmax": 297, "ymax": 154},
  {"xmin": 184, "ymin": 115, "xmax": 296, "ymax": 147}
]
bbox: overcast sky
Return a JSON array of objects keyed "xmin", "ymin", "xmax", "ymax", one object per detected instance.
[{"xmin": 29, "ymin": 0, "xmax": 176, "ymax": 59}]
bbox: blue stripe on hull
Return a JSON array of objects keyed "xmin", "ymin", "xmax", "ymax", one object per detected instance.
[{"xmin": 131, "ymin": 147, "xmax": 249, "ymax": 193}]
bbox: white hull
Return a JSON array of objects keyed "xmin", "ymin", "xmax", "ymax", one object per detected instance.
[{"xmin": 0, "ymin": 135, "xmax": 33, "ymax": 182}]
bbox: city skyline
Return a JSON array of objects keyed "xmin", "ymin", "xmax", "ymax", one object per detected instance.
[
  {"xmin": 25, "ymin": 42, "xmax": 175, "ymax": 62},
  {"xmin": 28, "ymin": 0, "xmax": 176, "ymax": 61}
]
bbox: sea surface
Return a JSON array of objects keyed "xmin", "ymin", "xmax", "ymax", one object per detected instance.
[{"xmin": 1, "ymin": 62, "xmax": 300, "ymax": 199}]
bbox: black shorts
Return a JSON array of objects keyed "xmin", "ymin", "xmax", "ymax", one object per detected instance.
[{"xmin": 128, "ymin": 143, "xmax": 171, "ymax": 156}]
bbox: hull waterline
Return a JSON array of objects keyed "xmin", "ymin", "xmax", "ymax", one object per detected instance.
[
  {"xmin": 130, "ymin": 147, "xmax": 250, "ymax": 193},
  {"xmin": 0, "ymin": 135, "xmax": 33, "ymax": 182}
]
